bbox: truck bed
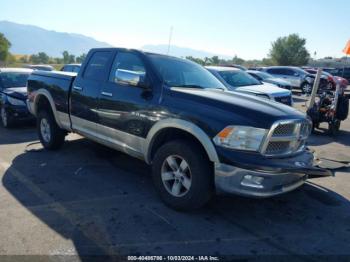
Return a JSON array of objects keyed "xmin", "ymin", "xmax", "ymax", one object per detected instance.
[{"xmin": 27, "ymin": 70, "xmax": 77, "ymax": 120}]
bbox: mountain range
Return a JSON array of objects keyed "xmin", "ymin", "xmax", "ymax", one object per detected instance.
[
  {"xmin": 0, "ymin": 21, "xmax": 112, "ymax": 57},
  {"xmin": 0, "ymin": 21, "xmax": 231, "ymax": 59},
  {"xmin": 141, "ymin": 44, "xmax": 232, "ymax": 59}
]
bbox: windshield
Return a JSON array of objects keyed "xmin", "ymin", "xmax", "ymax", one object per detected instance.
[
  {"xmin": 0, "ymin": 72, "xmax": 31, "ymax": 89},
  {"xmin": 218, "ymin": 70, "xmax": 261, "ymax": 88},
  {"xmin": 148, "ymin": 54, "xmax": 226, "ymax": 89},
  {"xmin": 255, "ymin": 71, "xmax": 273, "ymax": 80}
]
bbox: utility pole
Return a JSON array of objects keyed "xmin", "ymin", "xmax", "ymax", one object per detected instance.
[{"xmin": 167, "ymin": 26, "xmax": 173, "ymax": 55}]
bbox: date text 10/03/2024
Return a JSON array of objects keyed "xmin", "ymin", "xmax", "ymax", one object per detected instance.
[{"xmin": 127, "ymin": 256, "xmax": 220, "ymax": 261}]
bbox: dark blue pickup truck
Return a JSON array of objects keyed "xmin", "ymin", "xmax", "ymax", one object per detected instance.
[{"xmin": 27, "ymin": 48, "xmax": 331, "ymax": 210}]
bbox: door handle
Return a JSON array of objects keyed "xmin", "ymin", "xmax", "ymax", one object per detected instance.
[
  {"xmin": 73, "ymin": 86, "xmax": 83, "ymax": 91},
  {"xmin": 101, "ymin": 92, "xmax": 113, "ymax": 97}
]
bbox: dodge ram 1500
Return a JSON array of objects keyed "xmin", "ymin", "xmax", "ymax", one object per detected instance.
[{"xmin": 27, "ymin": 48, "xmax": 331, "ymax": 210}]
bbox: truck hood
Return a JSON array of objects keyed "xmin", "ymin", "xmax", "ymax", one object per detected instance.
[
  {"xmin": 2, "ymin": 87, "xmax": 27, "ymax": 100},
  {"xmin": 169, "ymin": 87, "xmax": 304, "ymax": 129},
  {"xmin": 235, "ymin": 83, "xmax": 291, "ymax": 97}
]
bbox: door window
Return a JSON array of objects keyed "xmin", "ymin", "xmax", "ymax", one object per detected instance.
[
  {"xmin": 267, "ymin": 68, "xmax": 283, "ymax": 75},
  {"xmin": 110, "ymin": 52, "xmax": 146, "ymax": 86},
  {"xmin": 83, "ymin": 51, "xmax": 112, "ymax": 81}
]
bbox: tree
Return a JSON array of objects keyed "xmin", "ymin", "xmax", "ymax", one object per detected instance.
[
  {"xmin": 211, "ymin": 56, "xmax": 220, "ymax": 65},
  {"xmin": 269, "ymin": 34, "xmax": 310, "ymax": 66},
  {"xmin": 232, "ymin": 55, "xmax": 245, "ymax": 65},
  {"xmin": 29, "ymin": 54, "xmax": 40, "ymax": 64},
  {"xmin": 76, "ymin": 53, "xmax": 87, "ymax": 63},
  {"xmin": 62, "ymin": 51, "xmax": 70, "ymax": 64},
  {"xmin": 68, "ymin": 54, "xmax": 76, "ymax": 64},
  {"xmin": 0, "ymin": 33, "xmax": 11, "ymax": 63},
  {"xmin": 38, "ymin": 52, "xmax": 49, "ymax": 64},
  {"xmin": 29, "ymin": 52, "xmax": 49, "ymax": 64},
  {"xmin": 185, "ymin": 56, "xmax": 205, "ymax": 65}
]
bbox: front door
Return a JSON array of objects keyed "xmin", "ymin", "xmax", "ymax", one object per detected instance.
[{"xmin": 96, "ymin": 51, "xmax": 157, "ymax": 157}]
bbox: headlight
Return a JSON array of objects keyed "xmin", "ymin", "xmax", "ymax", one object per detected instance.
[
  {"xmin": 213, "ymin": 126, "xmax": 268, "ymax": 151},
  {"xmin": 7, "ymin": 96, "xmax": 26, "ymax": 106}
]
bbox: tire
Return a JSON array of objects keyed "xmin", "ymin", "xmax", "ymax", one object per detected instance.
[
  {"xmin": 301, "ymin": 82, "xmax": 313, "ymax": 94},
  {"xmin": 336, "ymin": 96, "xmax": 349, "ymax": 121},
  {"xmin": 37, "ymin": 110, "xmax": 66, "ymax": 150},
  {"xmin": 328, "ymin": 120, "xmax": 340, "ymax": 136},
  {"xmin": 1, "ymin": 106, "xmax": 14, "ymax": 128},
  {"xmin": 152, "ymin": 139, "xmax": 213, "ymax": 211}
]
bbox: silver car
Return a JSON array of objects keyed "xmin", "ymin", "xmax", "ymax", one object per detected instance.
[
  {"xmin": 262, "ymin": 66, "xmax": 312, "ymax": 90},
  {"xmin": 207, "ymin": 66, "xmax": 293, "ymax": 106}
]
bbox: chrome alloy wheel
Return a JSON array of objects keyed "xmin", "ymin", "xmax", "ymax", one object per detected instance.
[
  {"xmin": 303, "ymin": 83, "xmax": 312, "ymax": 94},
  {"xmin": 161, "ymin": 155, "xmax": 192, "ymax": 197},
  {"xmin": 40, "ymin": 118, "xmax": 51, "ymax": 143}
]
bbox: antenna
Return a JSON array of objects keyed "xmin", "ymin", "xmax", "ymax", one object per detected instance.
[{"xmin": 167, "ymin": 26, "xmax": 173, "ymax": 55}]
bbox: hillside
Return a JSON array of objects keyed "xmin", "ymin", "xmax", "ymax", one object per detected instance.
[
  {"xmin": 142, "ymin": 44, "xmax": 232, "ymax": 59},
  {"xmin": 0, "ymin": 21, "xmax": 112, "ymax": 57}
]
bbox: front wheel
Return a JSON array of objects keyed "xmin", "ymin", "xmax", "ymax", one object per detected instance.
[
  {"xmin": 37, "ymin": 110, "xmax": 66, "ymax": 150},
  {"xmin": 1, "ymin": 106, "xmax": 13, "ymax": 128},
  {"xmin": 152, "ymin": 140, "xmax": 214, "ymax": 211}
]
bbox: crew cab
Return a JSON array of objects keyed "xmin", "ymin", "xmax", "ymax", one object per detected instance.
[{"xmin": 27, "ymin": 48, "xmax": 331, "ymax": 210}]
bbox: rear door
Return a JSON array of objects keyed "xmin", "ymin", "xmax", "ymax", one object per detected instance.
[
  {"xmin": 70, "ymin": 50, "xmax": 114, "ymax": 136},
  {"xmin": 282, "ymin": 68, "xmax": 302, "ymax": 87}
]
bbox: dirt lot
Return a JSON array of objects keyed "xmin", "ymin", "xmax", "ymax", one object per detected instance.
[{"xmin": 0, "ymin": 97, "xmax": 349, "ymax": 260}]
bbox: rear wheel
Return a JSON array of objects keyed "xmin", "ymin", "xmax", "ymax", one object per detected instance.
[
  {"xmin": 301, "ymin": 82, "xmax": 313, "ymax": 94},
  {"xmin": 37, "ymin": 110, "xmax": 66, "ymax": 150},
  {"xmin": 152, "ymin": 140, "xmax": 213, "ymax": 211},
  {"xmin": 1, "ymin": 107, "xmax": 13, "ymax": 128}
]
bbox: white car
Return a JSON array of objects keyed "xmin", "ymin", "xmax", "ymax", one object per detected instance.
[{"xmin": 206, "ymin": 66, "xmax": 293, "ymax": 106}]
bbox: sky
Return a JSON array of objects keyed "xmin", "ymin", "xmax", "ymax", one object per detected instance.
[{"xmin": 0, "ymin": 0, "xmax": 349, "ymax": 60}]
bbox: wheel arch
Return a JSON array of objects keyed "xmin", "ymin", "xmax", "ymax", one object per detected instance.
[
  {"xmin": 33, "ymin": 89, "xmax": 63, "ymax": 129},
  {"xmin": 144, "ymin": 119, "xmax": 219, "ymax": 164}
]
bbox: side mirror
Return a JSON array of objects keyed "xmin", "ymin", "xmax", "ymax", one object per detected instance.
[{"xmin": 115, "ymin": 69, "xmax": 149, "ymax": 89}]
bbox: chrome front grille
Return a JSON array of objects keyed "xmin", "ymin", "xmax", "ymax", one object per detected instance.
[
  {"xmin": 272, "ymin": 123, "xmax": 295, "ymax": 136},
  {"xmin": 261, "ymin": 119, "xmax": 311, "ymax": 157}
]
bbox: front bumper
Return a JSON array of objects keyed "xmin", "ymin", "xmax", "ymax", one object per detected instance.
[
  {"xmin": 214, "ymin": 150, "xmax": 332, "ymax": 197},
  {"xmin": 5, "ymin": 104, "xmax": 35, "ymax": 122}
]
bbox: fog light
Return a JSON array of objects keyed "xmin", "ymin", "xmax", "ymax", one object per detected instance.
[{"xmin": 241, "ymin": 175, "xmax": 264, "ymax": 189}]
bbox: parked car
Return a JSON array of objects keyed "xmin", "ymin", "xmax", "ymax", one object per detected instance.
[
  {"xmin": 324, "ymin": 67, "xmax": 350, "ymax": 83},
  {"xmin": 25, "ymin": 65, "xmax": 54, "ymax": 71},
  {"xmin": 247, "ymin": 70, "xmax": 293, "ymax": 90},
  {"xmin": 333, "ymin": 76, "xmax": 349, "ymax": 89},
  {"xmin": 220, "ymin": 64, "xmax": 248, "ymax": 71},
  {"xmin": 61, "ymin": 64, "xmax": 81, "ymax": 73},
  {"xmin": 0, "ymin": 68, "xmax": 34, "ymax": 127},
  {"xmin": 304, "ymin": 69, "xmax": 336, "ymax": 89},
  {"xmin": 27, "ymin": 48, "xmax": 331, "ymax": 210},
  {"xmin": 207, "ymin": 66, "xmax": 293, "ymax": 106},
  {"xmin": 262, "ymin": 66, "xmax": 328, "ymax": 94}
]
